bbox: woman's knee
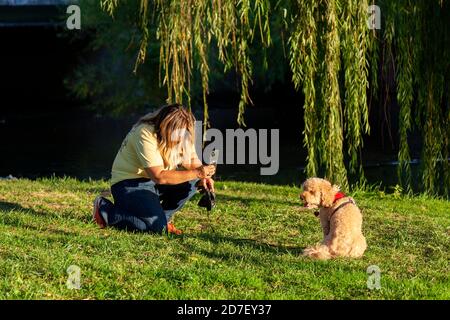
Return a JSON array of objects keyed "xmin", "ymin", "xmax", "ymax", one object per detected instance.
[{"xmin": 143, "ymin": 215, "xmax": 167, "ymax": 234}]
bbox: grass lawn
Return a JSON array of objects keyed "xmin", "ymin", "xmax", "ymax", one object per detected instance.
[{"xmin": 0, "ymin": 178, "xmax": 448, "ymax": 299}]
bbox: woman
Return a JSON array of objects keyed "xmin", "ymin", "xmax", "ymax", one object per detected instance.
[{"xmin": 92, "ymin": 104, "xmax": 215, "ymax": 234}]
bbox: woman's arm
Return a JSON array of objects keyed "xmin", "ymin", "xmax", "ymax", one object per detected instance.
[
  {"xmin": 181, "ymin": 154, "xmax": 203, "ymax": 170},
  {"xmin": 144, "ymin": 165, "xmax": 215, "ymax": 185},
  {"xmin": 182, "ymin": 155, "xmax": 215, "ymax": 192}
]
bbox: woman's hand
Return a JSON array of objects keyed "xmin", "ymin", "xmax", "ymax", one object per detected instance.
[
  {"xmin": 195, "ymin": 165, "xmax": 216, "ymax": 179},
  {"xmin": 200, "ymin": 177, "xmax": 215, "ymax": 192}
]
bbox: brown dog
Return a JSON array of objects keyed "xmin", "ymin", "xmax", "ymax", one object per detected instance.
[{"xmin": 300, "ymin": 177, "xmax": 367, "ymax": 260}]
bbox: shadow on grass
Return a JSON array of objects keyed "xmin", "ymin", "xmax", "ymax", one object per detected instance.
[
  {"xmin": 187, "ymin": 231, "xmax": 305, "ymax": 257},
  {"xmin": 0, "ymin": 201, "xmax": 79, "ymax": 236},
  {"xmin": 174, "ymin": 231, "xmax": 307, "ymax": 269},
  {"xmin": 0, "ymin": 201, "xmax": 48, "ymax": 216},
  {"xmin": 217, "ymin": 193, "xmax": 302, "ymax": 208},
  {"xmin": 214, "ymin": 166, "xmax": 306, "ymax": 187}
]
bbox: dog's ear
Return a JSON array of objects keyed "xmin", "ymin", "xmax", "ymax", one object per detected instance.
[
  {"xmin": 320, "ymin": 181, "xmax": 335, "ymax": 207},
  {"xmin": 300, "ymin": 181, "xmax": 305, "ymax": 192}
]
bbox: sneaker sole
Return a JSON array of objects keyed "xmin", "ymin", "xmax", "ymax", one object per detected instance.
[{"xmin": 92, "ymin": 196, "xmax": 106, "ymax": 229}]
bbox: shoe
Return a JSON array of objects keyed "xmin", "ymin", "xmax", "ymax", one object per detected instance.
[
  {"xmin": 167, "ymin": 222, "xmax": 182, "ymax": 235},
  {"xmin": 92, "ymin": 196, "xmax": 107, "ymax": 229}
]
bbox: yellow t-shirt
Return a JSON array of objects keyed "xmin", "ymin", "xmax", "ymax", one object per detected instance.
[{"xmin": 111, "ymin": 123, "xmax": 168, "ymax": 185}]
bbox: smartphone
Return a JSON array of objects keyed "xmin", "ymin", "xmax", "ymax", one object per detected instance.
[{"xmin": 209, "ymin": 148, "xmax": 219, "ymax": 167}]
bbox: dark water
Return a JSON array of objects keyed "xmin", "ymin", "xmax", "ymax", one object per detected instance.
[
  {"xmin": 0, "ymin": 109, "xmax": 303, "ymax": 181},
  {"xmin": 0, "ymin": 111, "xmax": 133, "ymax": 180}
]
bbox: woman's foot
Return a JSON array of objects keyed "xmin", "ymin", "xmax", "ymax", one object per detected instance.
[
  {"xmin": 167, "ymin": 222, "xmax": 182, "ymax": 235},
  {"xmin": 93, "ymin": 196, "xmax": 108, "ymax": 228}
]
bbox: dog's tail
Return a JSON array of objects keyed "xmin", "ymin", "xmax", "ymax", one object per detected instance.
[{"xmin": 303, "ymin": 245, "xmax": 333, "ymax": 260}]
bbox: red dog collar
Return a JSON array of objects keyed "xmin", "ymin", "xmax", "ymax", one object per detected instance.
[{"xmin": 333, "ymin": 191, "xmax": 346, "ymax": 203}]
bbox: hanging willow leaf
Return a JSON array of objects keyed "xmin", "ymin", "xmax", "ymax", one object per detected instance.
[
  {"xmin": 100, "ymin": 0, "xmax": 119, "ymax": 18},
  {"xmin": 133, "ymin": 0, "xmax": 150, "ymax": 73},
  {"xmin": 368, "ymin": 0, "xmax": 380, "ymax": 110},
  {"xmin": 193, "ymin": 0, "xmax": 210, "ymax": 135},
  {"xmin": 340, "ymin": 0, "xmax": 369, "ymax": 180},
  {"xmin": 289, "ymin": 0, "xmax": 319, "ymax": 178},
  {"xmin": 156, "ymin": 0, "xmax": 194, "ymax": 106},
  {"xmin": 395, "ymin": 0, "xmax": 414, "ymax": 191},
  {"xmin": 322, "ymin": 0, "xmax": 348, "ymax": 188}
]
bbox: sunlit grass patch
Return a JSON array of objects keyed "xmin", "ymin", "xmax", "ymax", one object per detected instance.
[{"xmin": 0, "ymin": 178, "xmax": 449, "ymax": 299}]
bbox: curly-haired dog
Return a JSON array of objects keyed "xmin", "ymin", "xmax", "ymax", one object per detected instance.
[{"xmin": 300, "ymin": 177, "xmax": 367, "ymax": 260}]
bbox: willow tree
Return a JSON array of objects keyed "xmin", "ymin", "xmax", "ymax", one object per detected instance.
[
  {"xmin": 99, "ymin": 0, "xmax": 449, "ymax": 195},
  {"xmin": 376, "ymin": 0, "xmax": 450, "ymax": 195}
]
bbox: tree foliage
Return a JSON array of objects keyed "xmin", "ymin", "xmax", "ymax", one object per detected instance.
[{"xmin": 93, "ymin": 0, "xmax": 449, "ymax": 195}]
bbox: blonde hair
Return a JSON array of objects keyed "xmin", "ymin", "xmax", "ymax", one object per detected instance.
[{"xmin": 135, "ymin": 104, "xmax": 196, "ymax": 168}]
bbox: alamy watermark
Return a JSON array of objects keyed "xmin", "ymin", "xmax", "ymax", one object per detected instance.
[
  {"xmin": 66, "ymin": 4, "xmax": 81, "ymax": 30},
  {"xmin": 368, "ymin": 5, "xmax": 381, "ymax": 30},
  {"xmin": 66, "ymin": 264, "xmax": 81, "ymax": 290},
  {"xmin": 171, "ymin": 121, "xmax": 279, "ymax": 175},
  {"xmin": 367, "ymin": 265, "xmax": 381, "ymax": 290}
]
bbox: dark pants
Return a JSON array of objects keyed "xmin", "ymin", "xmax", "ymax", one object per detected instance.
[{"xmin": 99, "ymin": 178, "xmax": 199, "ymax": 233}]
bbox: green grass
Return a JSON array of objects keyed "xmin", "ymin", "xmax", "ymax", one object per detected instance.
[{"xmin": 0, "ymin": 178, "xmax": 448, "ymax": 299}]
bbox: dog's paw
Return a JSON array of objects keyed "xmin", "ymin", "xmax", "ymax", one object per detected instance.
[
  {"xmin": 302, "ymin": 245, "xmax": 332, "ymax": 260},
  {"xmin": 302, "ymin": 247, "xmax": 316, "ymax": 257}
]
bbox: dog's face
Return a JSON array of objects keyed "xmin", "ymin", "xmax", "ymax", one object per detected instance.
[
  {"xmin": 300, "ymin": 189, "xmax": 320, "ymax": 209},
  {"xmin": 300, "ymin": 178, "xmax": 337, "ymax": 209},
  {"xmin": 300, "ymin": 178, "xmax": 322, "ymax": 209}
]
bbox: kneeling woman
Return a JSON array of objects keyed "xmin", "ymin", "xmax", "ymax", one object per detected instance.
[{"xmin": 92, "ymin": 104, "xmax": 215, "ymax": 234}]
